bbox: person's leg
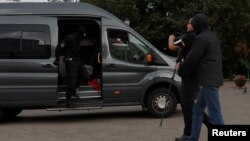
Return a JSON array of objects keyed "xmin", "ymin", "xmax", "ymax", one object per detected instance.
[
  {"xmin": 181, "ymin": 77, "xmax": 198, "ymax": 135},
  {"xmin": 70, "ymin": 60, "xmax": 79, "ymax": 99},
  {"xmin": 176, "ymin": 76, "xmax": 199, "ymax": 141},
  {"xmin": 176, "ymin": 77, "xmax": 193, "ymax": 140},
  {"xmin": 205, "ymin": 86, "xmax": 224, "ymax": 125},
  {"xmin": 203, "ymin": 112, "xmax": 212, "ymax": 127},
  {"xmin": 189, "ymin": 87, "xmax": 206, "ymax": 141},
  {"xmin": 65, "ymin": 60, "xmax": 79, "ymax": 107},
  {"xmin": 65, "ymin": 61, "xmax": 73, "ymax": 107}
]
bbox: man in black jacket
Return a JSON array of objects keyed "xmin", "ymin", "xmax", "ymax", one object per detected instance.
[
  {"xmin": 169, "ymin": 19, "xmax": 211, "ymax": 141},
  {"xmin": 56, "ymin": 26, "xmax": 90, "ymax": 108},
  {"xmin": 177, "ymin": 13, "xmax": 224, "ymax": 141}
]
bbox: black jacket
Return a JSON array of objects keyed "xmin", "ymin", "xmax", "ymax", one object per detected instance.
[
  {"xmin": 176, "ymin": 32, "xmax": 195, "ymax": 63},
  {"xmin": 61, "ymin": 33, "xmax": 81, "ymax": 58},
  {"xmin": 176, "ymin": 32, "xmax": 196, "ymax": 76},
  {"xmin": 179, "ymin": 14, "xmax": 223, "ymax": 86}
]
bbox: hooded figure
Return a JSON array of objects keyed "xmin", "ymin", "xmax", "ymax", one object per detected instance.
[
  {"xmin": 76, "ymin": 26, "xmax": 87, "ymax": 39},
  {"xmin": 179, "ymin": 13, "xmax": 223, "ymax": 86},
  {"xmin": 190, "ymin": 13, "xmax": 209, "ymax": 34}
]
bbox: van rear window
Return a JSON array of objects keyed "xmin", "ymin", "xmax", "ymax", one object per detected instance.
[{"xmin": 0, "ymin": 24, "xmax": 51, "ymax": 59}]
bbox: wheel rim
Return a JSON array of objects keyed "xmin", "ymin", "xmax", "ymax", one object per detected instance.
[{"xmin": 153, "ymin": 93, "xmax": 171, "ymax": 112}]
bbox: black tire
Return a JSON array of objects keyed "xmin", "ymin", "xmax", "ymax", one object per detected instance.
[
  {"xmin": 3, "ymin": 109, "xmax": 22, "ymax": 119},
  {"xmin": 146, "ymin": 87, "xmax": 177, "ymax": 118}
]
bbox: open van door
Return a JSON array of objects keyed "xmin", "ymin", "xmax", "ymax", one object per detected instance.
[
  {"xmin": 53, "ymin": 18, "xmax": 103, "ymax": 109},
  {"xmin": 0, "ymin": 16, "xmax": 58, "ymax": 108}
]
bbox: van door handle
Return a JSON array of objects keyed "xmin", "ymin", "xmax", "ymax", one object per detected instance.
[{"xmin": 42, "ymin": 64, "xmax": 56, "ymax": 69}]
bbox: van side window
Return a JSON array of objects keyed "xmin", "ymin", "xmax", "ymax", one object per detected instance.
[
  {"xmin": 108, "ymin": 29, "xmax": 147, "ymax": 64},
  {"xmin": 0, "ymin": 24, "xmax": 51, "ymax": 59}
]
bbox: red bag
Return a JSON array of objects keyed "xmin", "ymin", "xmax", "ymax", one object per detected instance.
[{"xmin": 88, "ymin": 79, "xmax": 101, "ymax": 91}]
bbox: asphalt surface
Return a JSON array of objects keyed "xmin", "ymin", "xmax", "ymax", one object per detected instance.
[{"xmin": 0, "ymin": 81, "xmax": 249, "ymax": 141}]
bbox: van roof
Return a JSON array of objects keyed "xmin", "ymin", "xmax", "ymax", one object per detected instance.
[
  {"xmin": 0, "ymin": 2, "xmax": 111, "ymax": 16},
  {"xmin": 0, "ymin": 2, "xmax": 127, "ymax": 27}
]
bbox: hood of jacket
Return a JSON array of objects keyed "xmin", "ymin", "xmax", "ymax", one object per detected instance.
[{"xmin": 191, "ymin": 13, "xmax": 208, "ymax": 34}]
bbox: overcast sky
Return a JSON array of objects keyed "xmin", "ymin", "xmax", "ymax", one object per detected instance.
[{"xmin": 0, "ymin": 0, "xmax": 48, "ymax": 2}]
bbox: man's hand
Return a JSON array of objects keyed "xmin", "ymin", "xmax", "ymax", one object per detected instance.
[{"xmin": 168, "ymin": 35, "xmax": 176, "ymax": 50}]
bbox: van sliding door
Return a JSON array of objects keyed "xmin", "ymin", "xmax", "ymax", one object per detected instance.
[{"xmin": 0, "ymin": 16, "xmax": 58, "ymax": 107}]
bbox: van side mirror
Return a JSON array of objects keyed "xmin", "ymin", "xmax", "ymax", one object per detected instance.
[
  {"xmin": 146, "ymin": 54, "xmax": 152, "ymax": 63},
  {"xmin": 146, "ymin": 49, "xmax": 153, "ymax": 64}
]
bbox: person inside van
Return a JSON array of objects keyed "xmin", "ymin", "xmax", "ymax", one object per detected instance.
[{"xmin": 56, "ymin": 26, "xmax": 90, "ymax": 108}]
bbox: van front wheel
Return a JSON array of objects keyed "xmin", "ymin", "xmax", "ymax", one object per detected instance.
[{"xmin": 146, "ymin": 88, "xmax": 177, "ymax": 118}]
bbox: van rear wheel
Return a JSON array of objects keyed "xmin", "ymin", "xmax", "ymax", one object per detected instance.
[{"xmin": 146, "ymin": 88, "xmax": 177, "ymax": 118}]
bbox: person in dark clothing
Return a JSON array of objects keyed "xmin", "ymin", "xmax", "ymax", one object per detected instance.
[
  {"xmin": 55, "ymin": 26, "xmax": 90, "ymax": 108},
  {"xmin": 169, "ymin": 19, "xmax": 211, "ymax": 141},
  {"xmin": 177, "ymin": 13, "xmax": 224, "ymax": 141}
]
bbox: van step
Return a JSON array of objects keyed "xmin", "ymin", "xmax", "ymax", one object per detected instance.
[
  {"xmin": 58, "ymin": 85, "xmax": 96, "ymax": 91},
  {"xmin": 57, "ymin": 90, "xmax": 101, "ymax": 99},
  {"xmin": 58, "ymin": 95, "xmax": 101, "ymax": 100},
  {"xmin": 46, "ymin": 107, "xmax": 102, "ymax": 111},
  {"xmin": 57, "ymin": 97, "xmax": 101, "ymax": 105},
  {"xmin": 57, "ymin": 96, "xmax": 102, "ymax": 107}
]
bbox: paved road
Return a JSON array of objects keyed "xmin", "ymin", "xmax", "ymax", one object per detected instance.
[{"xmin": 0, "ymin": 81, "xmax": 249, "ymax": 141}]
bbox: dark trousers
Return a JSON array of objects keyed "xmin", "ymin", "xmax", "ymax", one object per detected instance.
[
  {"xmin": 180, "ymin": 75, "xmax": 211, "ymax": 136},
  {"xmin": 65, "ymin": 59, "xmax": 90, "ymax": 99},
  {"xmin": 65, "ymin": 59, "xmax": 80, "ymax": 99}
]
